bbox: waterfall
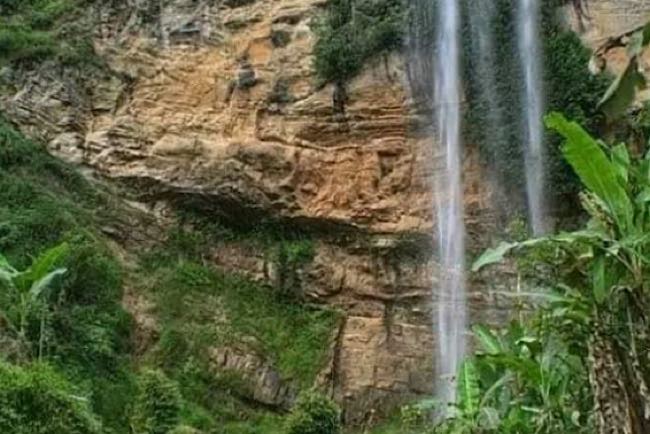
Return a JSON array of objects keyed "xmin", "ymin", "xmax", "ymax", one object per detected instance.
[
  {"xmin": 466, "ymin": 0, "xmax": 508, "ymax": 170},
  {"xmin": 408, "ymin": 0, "xmax": 546, "ymax": 413},
  {"xmin": 433, "ymin": 0, "xmax": 467, "ymax": 411},
  {"xmin": 518, "ymin": 0, "xmax": 546, "ymax": 234}
]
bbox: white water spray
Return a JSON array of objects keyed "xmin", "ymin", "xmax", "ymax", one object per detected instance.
[
  {"xmin": 467, "ymin": 0, "xmax": 508, "ymax": 157},
  {"xmin": 518, "ymin": 0, "xmax": 546, "ymax": 234},
  {"xmin": 434, "ymin": 0, "xmax": 467, "ymax": 411}
]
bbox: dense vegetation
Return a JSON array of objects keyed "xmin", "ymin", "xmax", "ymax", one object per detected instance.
[
  {"xmin": 0, "ymin": 116, "xmax": 339, "ymax": 433},
  {"xmin": 312, "ymin": 0, "xmax": 404, "ymax": 84},
  {"xmin": 0, "ymin": 117, "xmax": 134, "ymax": 433},
  {"xmin": 462, "ymin": 0, "xmax": 611, "ymax": 215},
  {"xmin": 0, "ymin": 0, "xmax": 97, "ymax": 66},
  {"xmin": 365, "ymin": 19, "xmax": 650, "ymax": 434},
  {"xmin": 3, "ymin": 1, "xmax": 650, "ymax": 434},
  {"xmin": 0, "ymin": 361, "xmax": 102, "ymax": 433},
  {"xmin": 285, "ymin": 391, "xmax": 342, "ymax": 434}
]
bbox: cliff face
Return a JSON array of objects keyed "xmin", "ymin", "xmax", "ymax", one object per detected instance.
[
  {"xmin": 1, "ymin": 0, "xmax": 646, "ymax": 424},
  {"xmin": 0, "ymin": 0, "xmax": 499, "ymax": 421},
  {"xmin": 4, "ymin": 0, "xmax": 435, "ymax": 233},
  {"xmin": 568, "ymin": 0, "xmax": 650, "ymax": 77}
]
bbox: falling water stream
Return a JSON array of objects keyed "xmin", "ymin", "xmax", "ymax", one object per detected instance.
[
  {"xmin": 466, "ymin": 0, "xmax": 509, "ymax": 166},
  {"xmin": 433, "ymin": 0, "xmax": 467, "ymax": 411},
  {"xmin": 518, "ymin": 0, "xmax": 546, "ymax": 234},
  {"xmin": 408, "ymin": 0, "xmax": 546, "ymax": 412}
]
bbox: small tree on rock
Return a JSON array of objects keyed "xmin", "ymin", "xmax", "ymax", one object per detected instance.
[
  {"xmin": 284, "ymin": 391, "xmax": 341, "ymax": 434},
  {"xmin": 130, "ymin": 369, "xmax": 182, "ymax": 434}
]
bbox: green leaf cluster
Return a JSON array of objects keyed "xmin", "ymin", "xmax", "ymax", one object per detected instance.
[
  {"xmin": 284, "ymin": 391, "xmax": 342, "ymax": 434},
  {"xmin": 312, "ymin": 0, "xmax": 404, "ymax": 84},
  {"xmin": 130, "ymin": 369, "xmax": 182, "ymax": 434},
  {"xmin": 0, "ymin": 361, "xmax": 103, "ymax": 434},
  {"xmin": 0, "ymin": 117, "xmax": 135, "ymax": 432},
  {"xmin": 0, "ymin": 243, "xmax": 68, "ymax": 360},
  {"xmin": 0, "ymin": 0, "xmax": 98, "ymax": 66},
  {"xmin": 473, "ymin": 112, "xmax": 650, "ymax": 432},
  {"xmin": 461, "ymin": 0, "xmax": 610, "ymax": 213}
]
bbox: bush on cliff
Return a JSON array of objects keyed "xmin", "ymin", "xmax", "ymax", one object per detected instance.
[
  {"xmin": 284, "ymin": 391, "xmax": 341, "ymax": 434},
  {"xmin": 0, "ymin": 0, "xmax": 98, "ymax": 66},
  {"xmin": 313, "ymin": 0, "xmax": 404, "ymax": 84},
  {"xmin": 130, "ymin": 369, "xmax": 182, "ymax": 434},
  {"xmin": 0, "ymin": 361, "xmax": 102, "ymax": 434}
]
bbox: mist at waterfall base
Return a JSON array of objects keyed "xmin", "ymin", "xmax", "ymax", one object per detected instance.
[{"xmin": 407, "ymin": 0, "xmax": 547, "ymax": 416}]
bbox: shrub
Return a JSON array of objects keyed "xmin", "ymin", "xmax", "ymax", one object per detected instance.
[
  {"xmin": 0, "ymin": 118, "xmax": 135, "ymax": 431},
  {"xmin": 460, "ymin": 0, "xmax": 610, "ymax": 215},
  {"xmin": 284, "ymin": 391, "xmax": 341, "ymax": 434},
  {"xmin": 0, "ymin": 23, "xmax": 57, "ymax": 63},
  {"xmin": 0, "ymin": 0, "xmax": 20, "ymax": 13},
  {"xmin": 0, "ymin": 0, "xmax": 97, "ymax": 66},
  {"xmin": 312, "ymin": 0, "xmax": 404, "ymax": 83},
  {"xmin": 273, "ymin": 239, "xmax": 315, "ymax": 303},
  {"xmin": 131, "ymin": 369, "xmax": 182, "ymax": 434},
  {"xmin": 0, "ymin": 361, "xmax": 102, "ymax": 434}
]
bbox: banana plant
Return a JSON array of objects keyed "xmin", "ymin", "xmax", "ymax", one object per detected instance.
[
  {"xmin": 473, "ymin": 112, "xmax": 650, "ymax": 433},
  {"xmin": 592, "ymin": 22, "xmax": 650, "ymax": 121},
  {"xmin": 0, "ymin": 243, "xmax": 69, "ymax": 359}
]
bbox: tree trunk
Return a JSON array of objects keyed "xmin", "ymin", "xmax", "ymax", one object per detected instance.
[{"xmin": 589, "ymin": 327, "xmax": 632, "ymax": 434}]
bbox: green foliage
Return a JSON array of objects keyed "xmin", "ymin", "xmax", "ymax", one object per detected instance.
[
  {"xmin": 0, "ymin": 242, "xmax": 69, "ymax": 360},
  {"xmin": 458, "ymin": 323, "xmax": 587, "ymax": 433},
  {"xmin": 473, "ymin": 113, "xmax": 650, "ymax": 432},
  {"xmin": 461, "ymin": 0, "xmax": 610, "ymax": 214},
  {"xmin": 0, "ymin": 24, "xmax": 57, "ymax": 63},
  {"xmin": 147, "ymin": 259, "xmax": 337, "ymax": 388},
  {"xmin": 131, "ymin": 369, "xmax": 182, "ymax": 434},
  {"xmin": 312, "ymin": 0, "xmax": 404, "ymax": 83},
  {"xmin": 141, "ymin": 220, "xmax": 335, "ymax": 432},
  {"xmin": 284, "ymin": 391, "xmax": 341, "ymax": 434},
  {"xmin": 543, "ymin": 28, "xmax": 611, "ymax": 209},
  {"xmin": 0, "ymin": 118, "xmax": 135, "ymax": 432},
  {"xmin": 0, "ymin": 361, "xmax": 102, "ymax": 433},
  {"xmin": 0, "ymin": 0, "xmax": 97, "ymax": 66},
  {"xmin": 547, "ymin": 112, "xmax": 632, "ymax": 228},
  {"xmin": 274, "ymin": 239, "xmax": 315, "ymax": 302},
  {"xmin": 455, "ymin": 360, "xmax": 479, "ymax": 421},
  {"xmin": 397, "ymin": 318, "xmax": 591, "ymax": 434},
  {"xmin": 221, "ymin": 414, "xmax": 285, "ymax": 434}
]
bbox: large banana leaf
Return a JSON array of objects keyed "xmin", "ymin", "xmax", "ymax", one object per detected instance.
[
  {"xmin": 598, "ymin": 58, "xmax": 646, "ymax": 120},
  {"xmin": 597, "ymin": 23, "xmax": 650, "ymax": 120},
  {"xmin": 457, "ymin": 360, "xmax": 480, "ymax": 418},
  {"xmin": 16, "ymin": 243, "xmax": 69, "ymax": 292},
  {"xmin": 546, "ymin": 113, "xmax": 633, "ymax": 231},
  {"xmin": 473, "ymin": 325, "xmax": 502, "ymax": 355},
  {"xmin": 612, "ymin": 143, "xmax": 630, "ymax": 184},
  {"xmin": 29, "ymin": 268, "xmax": 67, "ymax": 301},
  {"xmin": 472, "ymin": 230, "xmax": 605, "ymax": 272}
]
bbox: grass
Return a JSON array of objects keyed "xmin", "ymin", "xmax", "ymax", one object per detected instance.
[
  {"xmin": 140, "ymin": 220, "xmax": 337, "ymax": 431},
  {"xmin": 145, "ymin": 258, "xmax": 338, "ymax": 387},
  {"xmin": 0, "ymin": 0, "xmax": 99, "ymax": 66},
  {"xmin": 312, "ymin": 0, "xmax": 404, "ymax": 83},
  {"xmin": 0, "ymin": 115, "xmax": 337, "ymax": 432},
  {"xmin": 0, "ymin": 117, "xmax": 135, "ymax": 433}
]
